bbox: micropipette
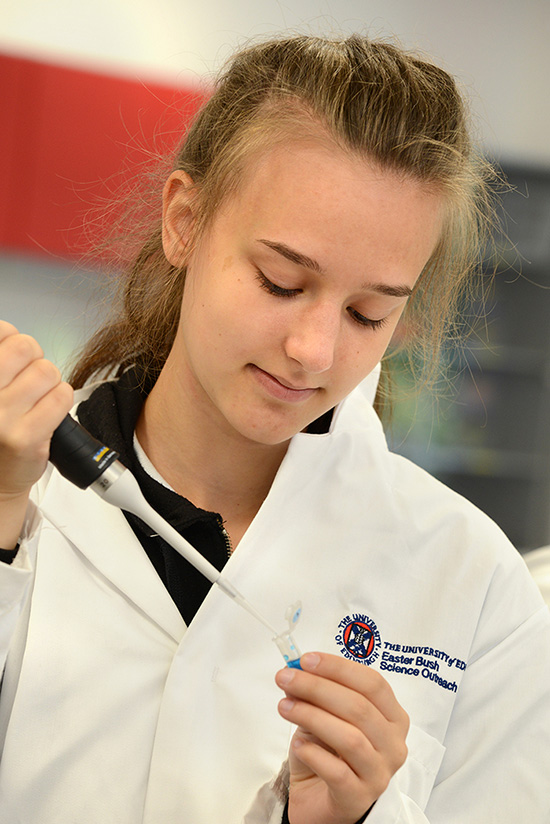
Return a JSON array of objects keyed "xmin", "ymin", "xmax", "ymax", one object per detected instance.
[{"xmin": 49, "ymin": 415, "xmax": 302, "ymax": 667}]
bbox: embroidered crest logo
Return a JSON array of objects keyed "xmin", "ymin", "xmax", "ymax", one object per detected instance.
[{"xmin": 335, "ymin": 613, "xmax": 381, "ymax": 665}]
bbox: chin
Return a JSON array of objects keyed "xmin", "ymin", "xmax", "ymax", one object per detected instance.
[
  {"xmin": 225, "ymin": 397, "xmax": 325, "ymax": 446},
  {"xmin": 235, "ymin": 416, "xmax": 305, "ymax": 447},
  {"xmin": 243, "ymin": 428, "xmax": 295, "ymax": 448}
]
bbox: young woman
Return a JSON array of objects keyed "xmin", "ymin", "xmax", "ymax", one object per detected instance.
[{"xmin": 0, "ymin": 34, "xmax": 549, "ymax": 824}]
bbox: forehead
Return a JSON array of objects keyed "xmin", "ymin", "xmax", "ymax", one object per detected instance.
[
  {"xmin": 232, "ymin": 139, "xmax": 439, "ymax": 216},
  {"xmin": 219, "ymin": 141, "xmax": 444, "ymax": 274}
]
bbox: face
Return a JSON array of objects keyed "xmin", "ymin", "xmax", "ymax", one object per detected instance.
[{"xmin": 163, "ymin": 141, "xmax": 443, "ymax": 447}]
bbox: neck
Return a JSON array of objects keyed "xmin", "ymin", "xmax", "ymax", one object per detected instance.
[{"xmin": 135, "ymin": 364, "xmax": 289, "ymax": 546}]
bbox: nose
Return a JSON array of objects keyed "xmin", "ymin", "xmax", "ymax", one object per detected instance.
[{"xmin": 284, "ymin": 302, "xmax": 340, "ymax": 374}]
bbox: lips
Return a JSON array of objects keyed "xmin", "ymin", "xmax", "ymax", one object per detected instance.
[
  {"xmin": 270, "ymin": 372, "xmax": 315, "ymax": 391},
  {"xmin": 249, "ymin": 365, "xmax": 319, "ymax": 403}
]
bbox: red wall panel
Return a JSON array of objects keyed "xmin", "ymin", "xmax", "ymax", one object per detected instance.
[{"xmin": 0, "ymin": 53, "xmax": 206, "ymax": 259}]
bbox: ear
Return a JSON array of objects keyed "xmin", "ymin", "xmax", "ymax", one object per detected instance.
[{"xmin": 162, "ymin": 170, "xmax": 197, "ymax": 267}]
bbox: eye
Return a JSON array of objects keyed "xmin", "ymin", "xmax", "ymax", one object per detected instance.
[
  {"xmin": 347, "ymin": 307, "xmax": 389, "ymax": 331},
  {"xmin": 255, "ymin": 269, "xmax": 301, "ymax": 298}
]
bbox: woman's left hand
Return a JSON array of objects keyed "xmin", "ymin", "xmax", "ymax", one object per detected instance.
[{"xmin": 275, "ymin": 652, "xmax": 410, "ymax": 824}]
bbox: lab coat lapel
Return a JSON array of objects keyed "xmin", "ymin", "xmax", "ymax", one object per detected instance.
[{"xmin": 39, "ymin": 468, "xmax": 185, "ymax": 642}]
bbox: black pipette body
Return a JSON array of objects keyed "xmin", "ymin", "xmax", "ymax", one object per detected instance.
[{"xmin": 49, "ymin": 415, "xmax": 119, "ymax": 489}]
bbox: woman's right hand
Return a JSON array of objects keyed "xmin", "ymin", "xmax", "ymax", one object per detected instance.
[{"xmin": 0, "ymin": 321, "xmax": 74, "ymax": 547}]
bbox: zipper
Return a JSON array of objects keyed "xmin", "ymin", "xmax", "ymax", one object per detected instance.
[{"xmin": 217, "ymin": 516, "xmax": 233, "ymax": 558}]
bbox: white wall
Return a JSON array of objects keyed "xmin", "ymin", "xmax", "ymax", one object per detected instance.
[{"xmin": 2, "ymin": 0, "xmax": 549, "ymax": 166}]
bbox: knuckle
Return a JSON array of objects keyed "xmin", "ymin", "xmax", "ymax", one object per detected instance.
[
  {"xmin": 34, "ymin": 358, "xmax": 60, "ymax": 385},
  {"xmin": 367, "ymin": 667, "xmax": 385, "ymax": 690},
  {"xmin": 393, "ymin": 739, "xmax": 408, "ymax": 769},
  {"xmin": 342, "ymin": 724, "xmax": 365, "ymax": 754},
  {"xmin": 0, "ymin": 320, "xmax": 19, "ymax": 340},
  {"xmin": 383, "ymin": 728, "xmax": 408, "ymax": 774},
  {"xmin": 331, "ymin": 758, "xmax": 350, "ymax": 785},
  {"xmin": 366, "ymin": 668, "xmax": 390, "ymax": 700},
  {"xmin": 54, "ymin": 381, "xmax": 74, "ymax": 410},
  {"xmin": 11, "ymin": 334, "xmax": 43, "ymax": 363},
  {"xmin": 349, "ymin": 696, "xmax": 373, "ymax": 730}
]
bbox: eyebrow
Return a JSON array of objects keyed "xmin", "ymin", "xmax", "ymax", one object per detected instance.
[
  {"xmin": 258, "ymin": 239, "xmax": 325, "ymax": 274},
  {"xmin": 256, "ymin": 238, "xmax": 413, "ymax": 298}
]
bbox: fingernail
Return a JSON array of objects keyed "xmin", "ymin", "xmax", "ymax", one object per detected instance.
[
  {"xmin": 292, "ymin": 737, "xmax": 304, "ymax": 749},
  {"xmin": 277, "ymin": 668, "xmax": 295, "ymax": 686},
  {"xmin": 279, "ymin": 698, "xmax": 295, "ymax": 714},
  {"xmin": 301, "ymin": 652, "xmax": 321, "ymax": 670}
]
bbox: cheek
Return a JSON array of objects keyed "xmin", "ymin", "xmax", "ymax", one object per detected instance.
[
  {"xmin": 351, "ymin": 321, "xmax": 398, "ymax": 363},
  {"xmin": 180, "ymin": 271, "xmax": 225, "ymax": 339},
  {"xmin": 191, "ymin": 298, "xmax": 263, "ymax": 367},
  {"xmin": 335, "ymin": 325, "xmax": 396, "ymax": 393}
]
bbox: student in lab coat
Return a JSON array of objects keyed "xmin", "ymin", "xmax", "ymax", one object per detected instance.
[{"xmin": 0, "ymin": 34, "xmax": 549, "ymax": 824}]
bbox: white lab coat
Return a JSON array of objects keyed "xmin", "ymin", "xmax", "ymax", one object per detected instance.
[
  {"xmin": 0, "ymin": 375, "xmax": 549, "ymax": 824},
  {"xmin": 525, "ymin": 546, "xmax": 550, "ymax": 608}
]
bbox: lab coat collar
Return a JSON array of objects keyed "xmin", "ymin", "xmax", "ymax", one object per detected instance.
[{"xmin": 39, "ymin": 470, "xmax": 186, "ymax": 643}]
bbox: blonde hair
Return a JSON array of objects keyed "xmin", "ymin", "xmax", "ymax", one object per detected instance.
[{"xmin": 70, "ymin": 34, "xmax": 496, "ymax": 408}]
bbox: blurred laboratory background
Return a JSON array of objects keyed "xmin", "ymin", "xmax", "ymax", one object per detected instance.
[{"xmin": 1, "ymin": 0, "xmax": 550, "ymax": 551}]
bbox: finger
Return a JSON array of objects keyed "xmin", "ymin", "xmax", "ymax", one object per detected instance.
[
  {"xmin": 13, "ymin": 381, "xmax": 74, "ymax": 449},
  {"xmin": 292, "ymin": 726, "xmax": 337, "ymax": 757},
  {"xmin": 280, "ymin": 694, "xmax": 408, "ymax": 784},
  {"xmin": 0, "ymin": 379, "xmax": 73, "ymax": 499},
  {"xmin": 301, "ymin": 652, "xmax": 406, "ymax": 723},
  {"xmin": 291, "ymin": 734, "xmax": 370, "ymax": 798},
  {"xmin": 285, "ymin": 726, "xmax": 336, "ymax": 785},
  {"xmin": 0, "ymin": 331, "xmax": 44, "ymax": 390},
  {"xmin": 279, "ymin": 696, "xmax": 378, "ymax": 778},
  {"xmin": 0, "ymin": 374, "xmax": 73, "ymax": 464},
  {"xmin": 276, "ymin": 655, "xmax": 409, "ymax": 736},
  {"xmin": 0, "ymin": 358, "xmax": 66, "ymax": 420},
  {"xmin": 289, "ymin": 735, "xmax": 381, "ymax": 820},
  {"xmin": 0, "ymin": 320, "xmax": 20, "ymax": 342},
  {"xmin": 277, "ymin": 667, "xmax": 390, "ymax": 753}
]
